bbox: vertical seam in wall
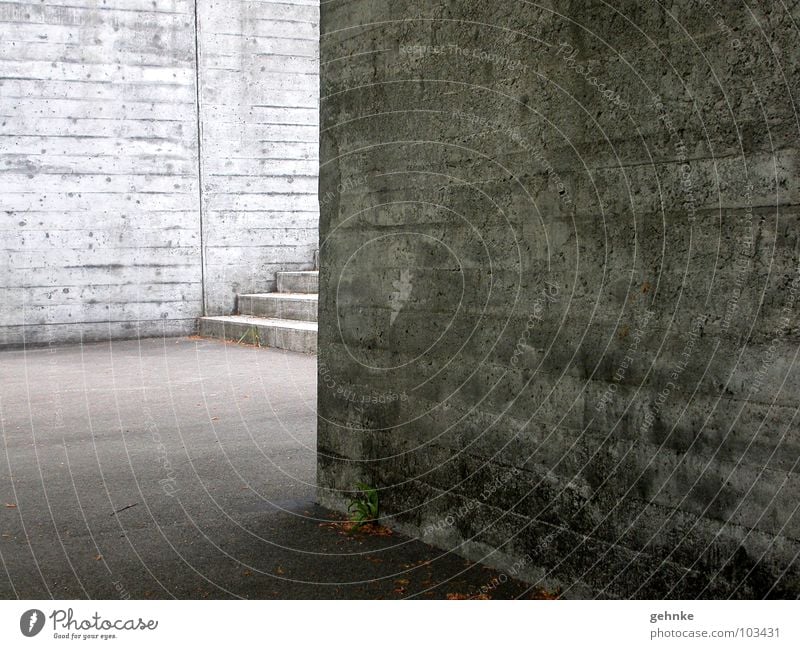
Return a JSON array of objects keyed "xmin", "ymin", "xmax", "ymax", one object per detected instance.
[{"xmin": 192, "ymin": 0, "xmax": 207, "ymax": 316}]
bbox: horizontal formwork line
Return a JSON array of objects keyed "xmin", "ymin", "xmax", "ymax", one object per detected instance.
[
  {"xmin": 212, "ymin": 32, "xmax": 316, "ymax": 44},
  {"xmin": 201, "ymin": 121, "xmax": 317, "ymax": 128},
  {"xmin": 1, "ymin": 318, "xmax": 197, "ymax": 328},
  {"xmin": 204, "ymin": 189, "xmax": 317, "ymax": 195},
  {"xmin": 254, "ymin": 138, "xmax": 316, "ymax": 144},
  {"xmin": 4, "ymin": 245, "xmax": 200, "ymax": 252},
  {"xmin": 14, "ymin": 300, "xmax": 200, "ymax": 307},
  {"xmin": 0, "ymin": 210, "xmax": 199, "ymax": 216},
  {"xmin": 0, "ymin": 59, "xmax": 195, "ymax": 71},
  {"xmin": 209, "ymin": 52, "xmax": 319, "ymax": 62},
  {"xmin": 0, "ymin": 76, "xmax": 191, "ymax": 88},
  {"xmin": 204, "ymin": 157, "xmax": 317, "ymax": 162},
  {"xmin": 203, "ymin": 208, "xmax": 318, "ymax": 213},
  {"xmin": 0, "ymin": 59, "xmax": 194, "ymax": 72},
  {"xmin": 0, "ymin": 94, "xmax": 195, "ymax": 106},
  {"xmin": 207, "ymin": 21, "xmax": 318, "ymax": 32},
  {"xmin": 0, "ymin": 133, "xmax": 184, "ymax": 140},
  {"xmin": 12, "ymin": 262, "xmax": 199, "ymax": 269},
  {"xmin": 0, "ymin": 17, "xmax": 189, "ymax": 30},
  {"xmin": 0, "ymin": 36, "xmax": 191, "ymax": 48},
  {"xmin": 203, "ymin": 227, "xmax": 316, "ymax": 232},
  {"xmin": 8, "ymin": 281, "xmax": 201, "ymax": 288},
  {"xmin": 223, "ymin": 104, "xmax": 316, "ymax": 110},
  {"xmin": 0, "ymin": 153, "xmax": 194, "ymax": 161},
  {"xmin": 205, "ymin": 240, "xmax": 314, "ymax": 246},
  {"xmin": 1, "ymin": 222, "xmax": 198, "ymax": 228},
  {"xmin": 0, "ymin": 115, "xmax": 194, "ymax": 124},
  {"xmin": 205, "ymin": 51, "xmax": 317, "ymax": 61},
  {"xmin": 240, "ymin": 0, "xmax": 318, "ymax": 6},
  {"xmin": 249, "ymin": 17, "xmax": 317, "ymax": 26},
  {"xmin": 203, "ymin": 154, "xmax": 316, "ymax": 159},
  {"xmin": 206, "ymin": 173, "xmax": 317, "ymax": 179},
  {"xmin": 1, "ymin": 190, "xmax": 196, "ymax": 196},
  {"xmin": 0, "ymin": 172, "xmax": 197, "ymax": 177},
  {"xmin": 204, "ymin": 69, "xmax": 318, "ymax": 77},
  {"xmin": 207, "ymin": 65, "xmax": 313, "ymax": 72},
  {"xmin": 0, "ymin": 1, "xmax": 190, "ymax": 18},
  {"xmin": 207, "ymin": 50, "xmax": 317, "ymax": 59},
  {"xmin": 204, "ymin": 209, "xmax": 318, "ymax": 214}
]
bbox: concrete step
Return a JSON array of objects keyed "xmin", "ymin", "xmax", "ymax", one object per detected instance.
[
  {"xmin": 277, "ymin": 271, "xmax": 318, "ymax": 294},
  {"xmin": 238, "ymin": 292, "xmax": 318, "ymax": 322},
  {"xmin": 198, "ymin": 315, "xmax": 317, "ymax": 354}
]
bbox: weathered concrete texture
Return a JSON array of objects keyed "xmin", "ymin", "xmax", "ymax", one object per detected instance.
[
  {"xmin": 237, "ymin": 292, "xmax": 318, "ymax": 321},
  {"xmin": 0, "ymin": 0, "xmax": 203, "ymax": 346},
  {"xmin": 197, "ymin": 0, "xmax": 320, "ymax": 314},
  {"xmin": 0, "ymin": 0, "xmax": 321, "ymax": 345},
  {"xmin": 317, "ymin": 0, "xmax": 800, "ymax": 597},
  {"xmin": 199, "ymin": 314, "xmax": 317, "ymax": 352},
  {"xmin": 199, "ymin": 270, "xmax": 318, "ymax": 352}
]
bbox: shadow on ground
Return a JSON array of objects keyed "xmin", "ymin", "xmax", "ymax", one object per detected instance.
[{"xmin": 0, "ymin": 337, "xmax": 539, "ymax": 599}]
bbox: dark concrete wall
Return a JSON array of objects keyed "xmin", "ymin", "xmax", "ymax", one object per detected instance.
[{"xmin": 317, "ymin": 0, "xmax": 800, "ymax": 597}]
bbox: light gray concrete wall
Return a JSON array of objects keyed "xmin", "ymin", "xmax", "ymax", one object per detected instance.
[
  {"xmin": 0, "ymin": 0, "xmax": 203, "ymax": 346},
  {"xmin": 0, "ymin": 0, "xmax": 320, "ymax": 344},
  {"xmin": 197, "ymin": 0, "xmax": 319, "ymax": 314},
  {"xmin": 317, "ymin": 1, "xmax": 800, "ymax": 597}
]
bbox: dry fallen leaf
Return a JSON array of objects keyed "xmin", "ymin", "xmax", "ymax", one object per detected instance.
[
  {"xmin": 94, "ymin": 554, "xmax": 102, "ymax": 561},
  {"xmin": 531, "ymin": 588, "xmax": 560, "ymax": 600},
  {"xmin": 4, "ymin": 503, "xmax": 16, "ymax": 509}
]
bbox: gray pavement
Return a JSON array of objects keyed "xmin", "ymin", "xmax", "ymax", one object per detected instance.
[{"xmin": 0, "ymin": 337, "xmax": 534, "ymax": 599}]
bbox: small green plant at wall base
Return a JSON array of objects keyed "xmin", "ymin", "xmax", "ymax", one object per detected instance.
[
  {"xmin": 347, "ymin": 482, "xmax": 379, "ymax": 530},
  {"xmin": 237, "ymin": 326, "xmax": 260, "ymax": 346}
]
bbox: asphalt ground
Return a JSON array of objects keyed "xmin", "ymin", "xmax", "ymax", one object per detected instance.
[{"xmin": 0, "ymin": 337, "xmax": 539, "ymax": 599}]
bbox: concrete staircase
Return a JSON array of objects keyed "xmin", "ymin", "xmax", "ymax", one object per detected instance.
[{"xmin": 198, "ymin": 271, "xmax": 318, "ymax": 353}]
